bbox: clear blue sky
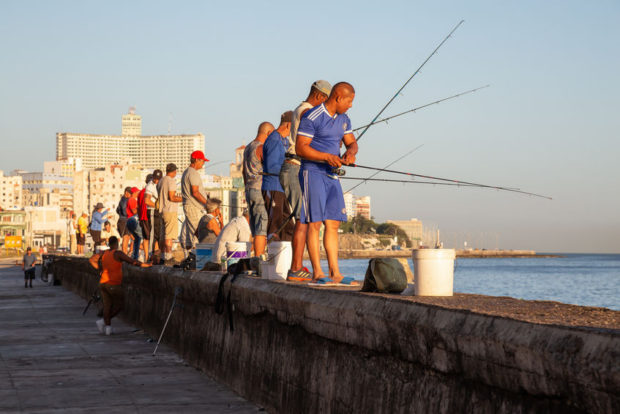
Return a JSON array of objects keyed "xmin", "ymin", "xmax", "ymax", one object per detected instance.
[{"xmin": 1, "ymin": 1, "xmax": 618, "ymax": 253}]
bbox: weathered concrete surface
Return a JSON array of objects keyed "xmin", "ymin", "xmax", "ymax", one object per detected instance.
[
  {"xmin": 0, "ymin": 259, "xmax": 260, "ymax": 413},
  {"xmin": 52, "ymin": 256, "xmax": 620, "ymax": 414}
]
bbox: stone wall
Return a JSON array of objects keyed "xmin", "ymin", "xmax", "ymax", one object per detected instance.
[{"xmin": 52, "ymin": 257, "xmax": 619, "ymax": 414}]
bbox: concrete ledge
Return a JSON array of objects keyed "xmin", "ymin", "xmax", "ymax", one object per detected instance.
[{"xmin": 51, "ymin": 257, "xmax": 620, "ymax": 413}]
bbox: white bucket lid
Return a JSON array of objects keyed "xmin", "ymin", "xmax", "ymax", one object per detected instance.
[{"xmin": 412, "ymin": 248, "xmax": 455, "ymax": 260}]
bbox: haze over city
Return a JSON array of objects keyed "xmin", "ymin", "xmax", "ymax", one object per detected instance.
[{"xmin": 1, "ymin": 1, "xmax": 618, "ymax": 253}]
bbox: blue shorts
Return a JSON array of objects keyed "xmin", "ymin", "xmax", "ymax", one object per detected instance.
[{"xmin": 299, "ymin": 169, "xmax": 347, "ymax": 223}]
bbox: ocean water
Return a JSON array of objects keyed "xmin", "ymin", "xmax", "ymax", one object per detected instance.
[{"xmin": 304, "ymin": 253, "xmax": 620, "ymax": 310}]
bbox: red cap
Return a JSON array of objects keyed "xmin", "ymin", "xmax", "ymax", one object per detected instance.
[
  {"xmin": 191, "ymin": 150, "xmax": 209, "ymax": 162},
  {"xmin": 131, "ymin": 187, "xmax": 140, "ymax": 193}
]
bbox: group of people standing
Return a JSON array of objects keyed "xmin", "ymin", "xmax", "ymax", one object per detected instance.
[{"xmin": 243, "ymin": 80, "xmax": 359, "ymax": 285}]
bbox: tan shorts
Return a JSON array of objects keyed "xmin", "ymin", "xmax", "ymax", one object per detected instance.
[{"xmin": 163, "ymin": 212, "xmax": 179, "ymax": 240}]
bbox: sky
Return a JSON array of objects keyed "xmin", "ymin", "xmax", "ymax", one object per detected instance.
[{"xmin": 1, "ymin": 1, "xmax": 618, "ymax": 253}]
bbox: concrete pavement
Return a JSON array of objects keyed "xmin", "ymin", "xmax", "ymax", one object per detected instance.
[{"xmin": 0, "ymin": 258, "xmax": 261, "ymax": 413}]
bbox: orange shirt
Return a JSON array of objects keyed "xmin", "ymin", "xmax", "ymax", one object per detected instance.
[{"xmin": 99, "ymin": 250, "xmax": 123, "ymax": 285}]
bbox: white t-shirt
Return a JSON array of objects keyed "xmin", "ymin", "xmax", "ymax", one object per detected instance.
[
  {"xmin": 286, "ymin": 101, "xmax": 314, "ymax": 163},
  {"xmin": 211, "ymin": 216, "xmax": 252, "ymax": 263},
  {"xmin": 145, "ymin": 181, "xmax": 158, "ymax": 210}
]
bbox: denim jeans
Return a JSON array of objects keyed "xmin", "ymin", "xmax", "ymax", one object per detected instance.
[
  {"xmin": 126, "ymin": 216, "xmax": 142, "ymax": 260},
  {"xmin": 279, "ymin": 162, "xmax": 302, "ymax": 219}
]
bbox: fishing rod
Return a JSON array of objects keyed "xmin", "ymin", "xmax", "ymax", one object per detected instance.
[
  {"xmin": 352, "ymin": 85, "xmax": 490, "ymax": 133},
  {"xmin": 345, "ymin": 144, "xmax": 424, "ymax": 194},
  {"xmin": 345, "ymin": 163, "xmax": 552, "ymax": 199},
  {"xmin": 356, "ymin": 20, "xmax": 465, "ymax": 143},
  {"xmin": 341, "ymin": 177, "xmax": 480, "ymax": 187}
]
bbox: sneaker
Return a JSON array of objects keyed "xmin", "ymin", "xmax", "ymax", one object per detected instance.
[
  {"xmin": 96, "ymin": 319, "xmax": 105, "ymax": 334},
  {"xmin": 287, "ymin": 268, "xmax": 312, "ymax": 283},
  {"xmin": 105, "ymin": 325, "xmax": 113, "ymax": 336}
]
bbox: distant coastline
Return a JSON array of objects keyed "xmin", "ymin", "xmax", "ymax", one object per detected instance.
[{"xmin": 321, "ymin": 249, "xmax": 563, "ymax": 259}]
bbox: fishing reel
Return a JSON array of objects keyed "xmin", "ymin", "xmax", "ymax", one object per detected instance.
[{"xmin": 331, "ymin": 168, "xmax": 346, "ymax": 177}]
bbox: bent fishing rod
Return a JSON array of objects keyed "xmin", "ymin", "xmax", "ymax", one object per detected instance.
[
  {"xmin": 343, "ymin": 163, "xmax": 552, "ymax": 200},
  {"xmin": 356, "ymin": 20, "xmax": 464, "ymax": 142},
  {"xmin": 352, "ymin": 85, "xmax": 489, "ymax": 133}
]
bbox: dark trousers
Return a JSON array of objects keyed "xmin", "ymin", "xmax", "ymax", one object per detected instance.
[
  {"xmin": 100, "ymin": 283, "xmax": 124, "ymax": 325},
  {"xmin": 262, "ymin": 190, "xmax": 294, "ymax": 242}
]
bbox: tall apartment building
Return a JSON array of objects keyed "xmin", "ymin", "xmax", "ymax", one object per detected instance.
[
  {"xmin": 0, "ymin": 170, "xmax": 22, "ymax": 209},
  {"xmin": 56, "ymin": 110, "xmax": 205, "ymax": 170},
  {"xmin": 354, "ymin": 196, "xmax": 371, "ymax": 220},
  {"xmin": 44, "ymin": 157, "xmax": 83, "ymax": 178}
]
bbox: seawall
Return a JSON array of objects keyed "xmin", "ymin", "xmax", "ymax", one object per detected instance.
[{"xmin": 50, "ymin": 256, "xmax": 619, "ymax": 413}]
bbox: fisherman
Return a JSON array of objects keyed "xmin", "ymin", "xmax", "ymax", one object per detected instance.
[
  {"xmin": 179, "ymin": 150, "xmax": 210, "ymax": 257},
  {"xmin": 195, "ymin": 198, "xmax": 222, "ymax": 244},
  {"xmin": 101, "ymin": 221, "xmax": 121, "ymax": 247},
  {"xmin": 281, "ymin": 80, "xmax": 331, "ymax": 280},
  {"xmin": 90, "ymin": 202, "xmax": 109, "ymax": 251},
  {"xmin": 140, "ymin": 170, "xmax": 162, "ymax": 262},
  {"xmin": 89, "ymin": 236, "xmax": 150, "ymax": 335},
  {"xmin": 242, "ymin": 122, "xmax": 275, "ymax": 256},
  {"xmin": 125, "ymin": 187, "xmax": 142, "ymax": 260},
  {"xmin": 206, "ymin": 209, "xmax": 252, "ymax": 270},
  {"xmin": 116, "ymin": 187, "xmax": 132, "ymax": 255},
  {"xmin": 296, "ymin": 82, "xmax": 359, "ymax": 285},
  {"xmin": 158, "ymin": 163, "xmax": 183, "ymax": 264},
  {"xmin": 76, "ymin": 212, "xmax": 88, "ymax": 255},
  {"xmin": 262, "ymin": 111, "xmax": 294, "ymax": 241}
]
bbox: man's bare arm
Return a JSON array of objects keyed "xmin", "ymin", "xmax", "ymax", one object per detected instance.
[
  {"xmin": 113, "ymin": 250, "xmax": 151, "ymax": 267},
  {"xmin": 296, "ymin": 135, "xmax": 342, "ymax": 167},
  {"xmin": 168, "ymin": 190, "xmax": 182, "ymax": 203},
  {"xmin": 341, "ymin": 133, "xmax": 358, "ymax": 165},
  {"xmin": 191, "ymin": 185, "xmax": 208, "ymax": 205}
]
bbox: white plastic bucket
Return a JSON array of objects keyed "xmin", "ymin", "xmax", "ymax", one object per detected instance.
[
  {"xmin": 263, "ymin": 241, "xmax": 292, "ymax": 280},
  {"xmin": 194, "ymin": 243, "xmax": 214, "ymax": 269},
  {"xmin": 412, "ymin": 249, "xmax": 455, "ymax": 296},
  {"xmin": 226, "ymin": 241, "xmax": 251, "ymax": 265}
]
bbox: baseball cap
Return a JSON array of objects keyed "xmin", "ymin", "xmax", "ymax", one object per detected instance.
[
  {"xmin": 131, "ymin": 187, "xmax": 140, "ymax": 193},
  {"xmin": 152, "ymin": 169, "xmax": 163, "ymax": 180},
  {"xmin": 312, "ymin": 80, "xmax": 332, "ymax": 96},
  {"xmin": 191, "ymin": 150, "xmax": 209, "ymax": 162},
  {"xmin": 166, "ymin": 163, "xmax": 177, "ymax": 173}
]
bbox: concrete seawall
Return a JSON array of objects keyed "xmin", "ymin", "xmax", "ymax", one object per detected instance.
[{"xmin": 51, "ymin": 257, "xmax": 619, "ymax": 413}]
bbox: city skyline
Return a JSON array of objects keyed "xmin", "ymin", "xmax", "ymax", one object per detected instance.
[{"xmin": 1, "ymin": 1, "xmax": 618, "ymax": 253}]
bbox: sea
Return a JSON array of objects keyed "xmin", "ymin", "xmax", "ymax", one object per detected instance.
[{"xmin": 304, "ymin": 253, "xmax": 620, "ymax": 311}]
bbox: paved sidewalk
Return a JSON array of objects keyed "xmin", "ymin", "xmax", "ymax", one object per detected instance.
[{"xmin": 0, "ymin": 259, "xmax": 260, "ymax": 413}]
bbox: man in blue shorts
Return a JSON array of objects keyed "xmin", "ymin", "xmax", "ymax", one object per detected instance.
[{"xmin": 296, "ymin": 82, "xmax": 359, "ymax": 284}]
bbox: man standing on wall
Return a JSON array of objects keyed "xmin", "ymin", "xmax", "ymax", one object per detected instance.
[
  {"xmin": 296, "ymin": 82, "xmax": 359, "ymax": 285},
  {"xmin": 77, "ymin": 212, "xmax": 88, "ymax": 255},
  {"xmin": 158, "ymin": 163, "xmax": 183, "ymax": 264},
  {"xmin": 243, "ymin": 122, "xmax": 275, "ymax": 256},
  {"xmin": 179, "ymin": 150, "xmax": 210, "ymax": 258},
  {"xmin": 116, "ymin": 187, "xmax": 132, "ymax": 254},
  {"xmin": 281, "ymin": 80, "xmax": 331, "ymax": 280}
]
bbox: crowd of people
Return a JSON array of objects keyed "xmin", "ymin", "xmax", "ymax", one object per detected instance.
[{"xmin": 73, "ymin": 79, "xmax": 360, "ymax": 289}]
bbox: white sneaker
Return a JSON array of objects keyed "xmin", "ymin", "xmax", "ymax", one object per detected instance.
[
  {"xmin": 105, "ymin": 325, "xmax": 113, "ymax": 336},
  {"xmin": 96, "ymin": 319, "xmax": 105, "ymax": 334}
]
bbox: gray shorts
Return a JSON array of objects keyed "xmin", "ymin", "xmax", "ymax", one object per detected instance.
[
  {"xmin": 246, "ymin": 188, "xmax": 268, "ymax": 236},
  {"xmin": 279, "ymin": 161, "xmax": 302, "ymax": 219}
]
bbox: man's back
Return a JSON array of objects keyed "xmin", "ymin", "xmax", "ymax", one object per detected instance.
[
  {"xmin": 181, "ymin": 166, "xmax": 205, "ymax": 210},
  {"xmin": 243, "ymin": 141, "xmax": 263, "ymax": 191}
]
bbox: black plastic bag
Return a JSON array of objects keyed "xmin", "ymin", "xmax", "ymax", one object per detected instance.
[{"xmin": 361, "ymin": 258, "xmax": 408, "ymax": 293}]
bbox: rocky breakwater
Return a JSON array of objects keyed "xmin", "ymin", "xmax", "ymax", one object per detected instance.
[{"xmin": 51, "ymin": 256, "xmax": 619, "ymax": 413}]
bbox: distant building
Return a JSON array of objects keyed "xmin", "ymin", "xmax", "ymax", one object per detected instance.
[
  {"xmin": 0, "ymin": 210, "xmax": 26, "ymax": 242},
  {"xmin": 121, "ymin": 107, "xmax": 142, "ymax": 135},
  {"xmin": 343, "ymin": 193, "xmax": 355, "ymax": 218},
  {"xmin": 387, "ymin": 218, "xmax": 423, "ymax": 247},
  {"xmin": 230, "ymin": 145, "xmax": 245, "ymax": 179},
  {"xmin": 56, "ymin": 109, "xmax": 204, "ymax": 170},
  {"xmin": 24, "ymin": 206, "xmax": 67, "ymax": 248},
  {"xmin": 44, "ymin": 157, "xmax": 83, "ymax": 178},
  {"xmin": 0, "ymin": 170, "xmax": 22, "ymax": 209},
  {"xmin": 354, "ymin": 196, "xmax": 371, "ymax": 219},
  {"xmin": 15, "ymin": 171, "xmax": 74, "ymax": 213}
]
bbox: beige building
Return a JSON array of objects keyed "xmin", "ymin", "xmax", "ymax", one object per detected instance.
[
  {"xmin": 24, "ymin": 206, "xmax": 68, "ymax": 248},
  {"xmin": 44, "ymin": 157, "xmax": 83, "ymax": 178},
  {"xmin": 387, "ymin": 218, "xmax": 423, "ymax": 247},
  {"xmin": 0, "ymin": 171, "xmax": 22, "ymax": 209},
  {"xmin": 17, "ymin": 172, "xmax": 73, "ymax": 213},
  {"xmin": 56, "ymin": 110, "xmax": 204, "ymax": 170},
  {"xmin": 355, "ymin": 196, "xmax": 371, "ymax": 219}
]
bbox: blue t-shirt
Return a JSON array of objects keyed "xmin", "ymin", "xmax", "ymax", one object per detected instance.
[
  {"xmin": 297, "ymin": 104, "xmax": 353, "ymax": 173},
  {"xmin": 261, "ymin": 130, "xmax": 289, "ymax": 192}
]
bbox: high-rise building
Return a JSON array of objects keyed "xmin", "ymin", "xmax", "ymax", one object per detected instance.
[
  {"xmin": 121, "ymin": 107, "xmax": 142, "ymax": 135},
  {"xmin": 354, "ymin": 196, "xmax": 371, "ymax": 219},
  {"xmin": 56, "ymin": 110, "xmax": 205, "ymax": 170},
  {"xmin": 343, "ymin": 193, "xmax": 355, "ymax": 218},
  {"xmin": 17, "ymin": 171, "xmax": 74, "ymax": 212},
  {"xmin": 0, "ymin": 171, "xmax": 22, "ymax": 209}
]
